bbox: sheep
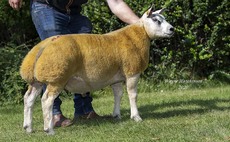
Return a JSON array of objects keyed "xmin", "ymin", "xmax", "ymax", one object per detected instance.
[{"xmin": 21, "ymin": 5, "xmax": 174, "ymax": 135}]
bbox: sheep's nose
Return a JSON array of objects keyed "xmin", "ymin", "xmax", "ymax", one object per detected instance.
[{"xmin": 170, "ymin": 27, "xmax": 174, "ymax": 32}]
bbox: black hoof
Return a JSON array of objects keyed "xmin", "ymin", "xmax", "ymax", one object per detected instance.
[{"xmin": 23, "ymin": 125, "xmax": 28, "ymax": 130}]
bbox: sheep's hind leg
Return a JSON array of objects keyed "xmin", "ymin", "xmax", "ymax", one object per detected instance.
[
  {"xmin": 126, "ymin": 74, "xmax": 142, "ymax": 122},
  {"xmin": 111, "ymin": 82, "xmax": 123, "ymax": 119},
  {"xmin": 41, "ymin": 85, "xmax": 60, "ymax": 135},
  {"xmin": 23, "ymin": 82, "xmax": 43, "ymax": 133}
]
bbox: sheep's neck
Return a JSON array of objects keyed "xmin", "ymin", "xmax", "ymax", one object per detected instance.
[{"xmin": 107, "ymin": 24, "xmax": 151, "ymax": 76}]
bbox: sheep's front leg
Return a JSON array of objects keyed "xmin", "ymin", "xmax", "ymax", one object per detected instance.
[
  {"xmin": 23, "ymin": 82, "xmax": 42, "ymax": 133},
  {"xmin": 111, "ymin": 82, "xmax": 123, "ymax": 119},
  {"xmin": 41, "ymin": 87, "xmax": 59, "ymax": 135},
  {"xmin": 126, "ymin": 74, "xmax": 142, "ymax": 122}
]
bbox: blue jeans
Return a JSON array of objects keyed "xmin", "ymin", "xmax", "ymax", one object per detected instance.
[{"xmin": 31, "ymin": 2, "xmax": 94, "ymax": 116}]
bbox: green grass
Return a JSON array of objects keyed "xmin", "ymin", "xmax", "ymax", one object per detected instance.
[{"xmin": 1, "ymin": 85, "xmax": 230, "ymax": 142}]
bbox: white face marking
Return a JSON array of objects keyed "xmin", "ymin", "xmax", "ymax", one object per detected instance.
[{"xmin": 142, "ymin": 8, "xmax": 174, "ymax": 39}]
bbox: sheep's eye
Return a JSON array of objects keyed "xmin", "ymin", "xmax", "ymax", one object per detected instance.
[
  {"xmin": 152, "ymin": 17, "xmax": 161, "ymax": 25},
  {"xmin": 152, "ymin": 17, "xmax": 158, "ymax": 22}
]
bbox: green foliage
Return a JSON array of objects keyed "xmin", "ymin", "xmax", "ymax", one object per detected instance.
[
  {"xmin": 0, "ymin": 0, "xmax": 37, "ymax": 44},
  {"xmin": 146, "ymin": 0, "xmax": 230, "ymax": 81},
  {"xmin": 209, "ymin": 70, "xmax": 230, "ymax": 84},
  {"xmin": 82, "ymin": 0, "xmax": 122, "ymax": 34},
  {"xmin": 0, "ymin": 43, "xmax": 31, "ymax": 105}
]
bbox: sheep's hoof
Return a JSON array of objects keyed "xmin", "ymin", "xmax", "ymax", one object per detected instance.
[
  {"xmin": 23, "ymin": 125, "xmax": 28, "ymax": 130},
  {"xmin": 24, "ymin": 125, "xmax": 33, "ymax": 133},
  {"xmin": 44, "ymin": 129, "xmax": 55, "ymax": 135},
  {"xmin": 131, "ymin": 115, "xmax": 142, "ymax": 122},
  {"xmin": 113, "ymin": 114, "xmax": 121, "ymax": 120}
]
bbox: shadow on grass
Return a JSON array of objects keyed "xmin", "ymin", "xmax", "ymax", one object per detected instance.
[
  {"xmin": 73, "ymin": 97, "xmax": 230, "ymax": 126},
  {"xmin": 136, "ymin": 98, "xmax": 230, "ymax": 120},
  {"xmin": 2, "ymin": 97, "xmax": 230, "ymax": 128}
]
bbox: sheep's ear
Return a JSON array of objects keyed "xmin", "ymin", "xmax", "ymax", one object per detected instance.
[
  {"xmin": 154, "ymin": 8, "xmax": 166, "ymax": 14},
  {"xmin": 147, "ymin": 4, "xmax": 155, "ymax": 18}
]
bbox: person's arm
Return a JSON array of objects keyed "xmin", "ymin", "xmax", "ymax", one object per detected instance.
[
  {"xmin": 9, "ymin": 0, "xmax": 23, "ymax": 10},
  {"xmin": 106, "ymin": 0, "xmax": 139, "ymax": 24}
]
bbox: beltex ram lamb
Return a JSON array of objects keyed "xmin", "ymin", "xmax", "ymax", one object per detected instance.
[{"xmin": 21, "ymin": 5, "xmax": 174, "ymax": 135}]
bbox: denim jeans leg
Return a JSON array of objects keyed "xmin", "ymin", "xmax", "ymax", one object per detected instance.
[
  {"xmin": 31, "ymin": 2, "xmax": 71, "ymax": 40},
  {"xmin": 82, "ymin": 93, "xmax": 94, "ymax": 114},
  {"xmin": 73, "ymin": 94, "xmax": 84, "ymax": 116},
  {"xmin": 74, "ymin": 93, "xmax": 94, "ymax": 116},
  {"xmin": 53, "ymin": 97, "xmax": 63, "ymax": 115},
  {"xmin": 68, "ymin": 14, "xmax": 92, "ymax": 34}
]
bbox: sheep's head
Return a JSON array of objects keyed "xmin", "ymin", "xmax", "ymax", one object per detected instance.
[{"xmin": 141, "ymin": 5, "xmax": 174, "ymax": 39}]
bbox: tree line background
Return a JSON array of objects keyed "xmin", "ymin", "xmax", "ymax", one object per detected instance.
[{"xmin": 0, "ymin": 0, "xmax": 229, "ymax": 105}]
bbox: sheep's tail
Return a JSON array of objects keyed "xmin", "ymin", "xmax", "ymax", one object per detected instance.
[{"xmin": 20, "ymin": 45, "xmax": 44, "ymax": 83}]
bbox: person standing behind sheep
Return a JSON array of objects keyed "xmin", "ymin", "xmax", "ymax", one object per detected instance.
[{"xmin": 9, "ymin": 0, "xmax": 139, "ymax": 127}]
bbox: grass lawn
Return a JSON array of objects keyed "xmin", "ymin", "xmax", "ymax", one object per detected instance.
[{"xmin": 0, "ymin": 85, "xmax": 230, "ymax": 142}]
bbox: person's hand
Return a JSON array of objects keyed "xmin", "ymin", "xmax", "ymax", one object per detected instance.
[{"xmin": 9, "ymin": 0, "xmax": 23, "ymax": 10}]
